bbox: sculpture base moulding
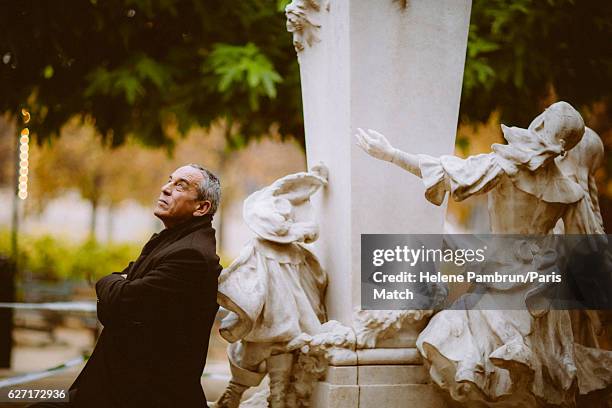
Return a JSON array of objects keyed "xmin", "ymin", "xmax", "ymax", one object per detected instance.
[{"xmin": 310, "ymin": 359, "xmax": 452, "ymax": 408}]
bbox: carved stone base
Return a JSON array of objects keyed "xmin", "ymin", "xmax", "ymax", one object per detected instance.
[{"xmin": 310, "ymin": 350, "xmax": 450, "ymax": 408}]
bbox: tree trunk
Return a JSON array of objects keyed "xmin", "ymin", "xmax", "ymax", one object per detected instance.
[
  {"xmin": 89, "ymin": 199, "xmax": 98, "ymax": 241},
  {"xmin": 107, "ymin": 204, "xmax": 115, "ymax": 243}
]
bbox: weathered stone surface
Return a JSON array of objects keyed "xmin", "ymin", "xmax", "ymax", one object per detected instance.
[{"xmin": 357, "ymin": 365, "xmax": 429, "ymax": 386}]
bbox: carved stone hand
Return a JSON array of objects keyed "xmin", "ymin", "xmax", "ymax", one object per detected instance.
[{"xmin": 355, "ymin": 128, "xmax": 395, "ymax": 162}]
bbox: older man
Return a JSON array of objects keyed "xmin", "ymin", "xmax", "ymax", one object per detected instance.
[{"xmin": 33, "ymin": 164, "xmax": 222, "ymax": 408}]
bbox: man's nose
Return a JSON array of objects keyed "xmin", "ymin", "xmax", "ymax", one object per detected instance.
[{"xmin": 161, "ymin": 182, "xmax": 172, "ymax": 195}]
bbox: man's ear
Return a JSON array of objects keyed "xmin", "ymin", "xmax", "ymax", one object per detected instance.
[{"xmin": 194, "ymin": 200, "xmax": 212, "ymax": 216}]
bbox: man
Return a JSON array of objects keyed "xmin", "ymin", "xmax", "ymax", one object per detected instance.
[{"xmin": 32, "ymin": 164, "xmax": 222, "ymax": 408}]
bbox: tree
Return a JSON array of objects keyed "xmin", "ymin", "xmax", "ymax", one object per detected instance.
[
  {"xmin": 0, "ymin": 0, "xmax": 611, "ymax": 149},
  {"xmin": 27, "ymin": 120, "xmax": 169, "ymax": 240},
  {"xmin": 462, "ymin": 0, "xmax": 612, "ymax": 126},
  {"xmin": 460, "ymin": 0, "xmax": 612, "ymax": 231},
  {"xmin": 0, "ymin": 0, "xmax": 301, "ymax": 147},
  {"xmin": 25, "ymin": 120, "xmax": 305, "ymax": 250}
]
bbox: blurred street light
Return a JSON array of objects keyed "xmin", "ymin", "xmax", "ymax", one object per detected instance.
[
  {"xmin": 11, "ymin": 109, "xmax": 30, "ymax": 260},
  {"xmin": 18, "ymin": 126, "xmax": 29, "ymax": 200}
]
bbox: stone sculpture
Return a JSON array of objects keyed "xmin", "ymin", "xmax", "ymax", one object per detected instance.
[
  {"xmin": 215, "ymin": 165, "xmax": 329, "ymax": 408},
  {"xmin": 356, "ymin": 101, "xmax": 612, "ymax": 406},
  {"xmin": 285, "ymin": 0, "xmax": 329, "ymax": 54}
]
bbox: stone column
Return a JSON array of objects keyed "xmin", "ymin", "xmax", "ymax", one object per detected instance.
[{"xmin": 287, "ymin": 0, "xmax": 471, "ymax": 406}]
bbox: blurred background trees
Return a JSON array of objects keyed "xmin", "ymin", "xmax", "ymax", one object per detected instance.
[
  {"xmin": 27, "ymin": 119, "xmax": 170, "ymax": 240},
  {"xmin": 1, "ymin": 0, "xmax": 610, "ymax": 148},
  {"xmin": 0, "ymin": 0, "xmax": 302, "ymax": 147},
  {"xmin": 463, "ymin": 0, "xmax": 612, "ymax": 125}
]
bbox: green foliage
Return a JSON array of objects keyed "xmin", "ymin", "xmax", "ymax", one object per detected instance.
[
  {"xmin": 0, "ymin": 229, "xmax": 233, "ymax": 280},
  {"xmin": 455, "ymin": 136, "xmax": 471, "ymax": 156},
  {"xmin": 462, "ymin": 0, "xmax": 612, "ymax": 125},
  {"xmin": 0, "ymin": 230, "xmax": 140, "ymax": 280},
  {"xmin": 205, "ymin": 43, "xmax": 282, "ymax": 110},
  {"xmin": 84, "ymin": 54, "xmax": 172, "ymax": 104},
  {"xmin": 0, "ymin": 0, "xmax": 610, "ymax": 147},
  {"xmin": 276, "ymin": 0, "xmax": 291, "ymax": 12},
  {"xmin": 0, "ymin": 0, "xmax": 302, "ymax": 147},
  {"xmin": 70, "ymin": 240, "xmax": 138, "ymax": 280},
  {"xmin": 462, "ymin": 26, "xmax": 497, "ymax": 93}
]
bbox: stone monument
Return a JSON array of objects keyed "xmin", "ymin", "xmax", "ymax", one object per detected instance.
[{"xmin": 285, "ymin": 0, "xmax": 472, "ymax": 406}]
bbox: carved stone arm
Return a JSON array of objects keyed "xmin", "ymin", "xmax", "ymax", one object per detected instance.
[
  {"xmin": 355, "ymin": 127, "xmax": 422, "ymax": 178},
  {"xmin": 390, "ymin": 148, "xmax": 422, "ymax": 178}
]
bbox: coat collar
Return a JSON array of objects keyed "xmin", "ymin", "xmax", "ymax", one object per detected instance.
[
  {"xmin": 160, "ymin": 213, "xmax": 213, "ymax": 239},
  {"xmin": 142, "ymin": 214, "xmax": 214, "ymax": 256}
]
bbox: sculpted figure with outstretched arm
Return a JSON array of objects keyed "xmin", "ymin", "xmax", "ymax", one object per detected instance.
[
  {"xmin": 355, "ymin": 101, "xmax": 612, "ymax": 406},
  {"xmin": 356, "ymin": 102, "xmax": 604, "ymax": 235}
]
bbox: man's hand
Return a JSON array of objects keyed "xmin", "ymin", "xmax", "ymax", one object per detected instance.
[{"xmin": 355, "ymin": 128, "xmax": 396, "ymax": 162}]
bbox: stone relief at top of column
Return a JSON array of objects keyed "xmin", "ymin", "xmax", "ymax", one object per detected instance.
[{"xmin": 285, "ymin": 0, "xmax": 329, "ymax": 56}]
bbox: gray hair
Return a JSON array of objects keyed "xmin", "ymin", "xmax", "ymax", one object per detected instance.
[{"xmin": 188, "ymin": 164, "xmax": 221, "ymax": 215}]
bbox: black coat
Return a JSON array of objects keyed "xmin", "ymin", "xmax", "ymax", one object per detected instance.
[{"xmin": 69, "ymin": 214, "xmax": 222, "ymax": 408}]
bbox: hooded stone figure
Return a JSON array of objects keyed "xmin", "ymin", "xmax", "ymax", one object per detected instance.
[
  {"xmin": 356, "ymin": 101, "xmax": 603, "ymax": 237},
  {"xmin": 215, "ymin": 166, "xmax": 328, "ymax": 408},
  {"xmin": 356, "ymin": 101, "xmax": 612, "ymax": 406}
]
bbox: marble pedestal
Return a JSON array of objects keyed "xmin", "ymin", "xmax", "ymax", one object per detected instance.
[
  {"xmin": 312, "ymin": 363, "xmax": 447, "ymax": 408},
  {"xmin": 309, "ymin": 324, "xmax": 453, "ymax": 408}
]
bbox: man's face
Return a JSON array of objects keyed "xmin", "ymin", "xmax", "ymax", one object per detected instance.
[{"xmin": 153, "ymin": 166, "xmax": 210, "ymax": 228}]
